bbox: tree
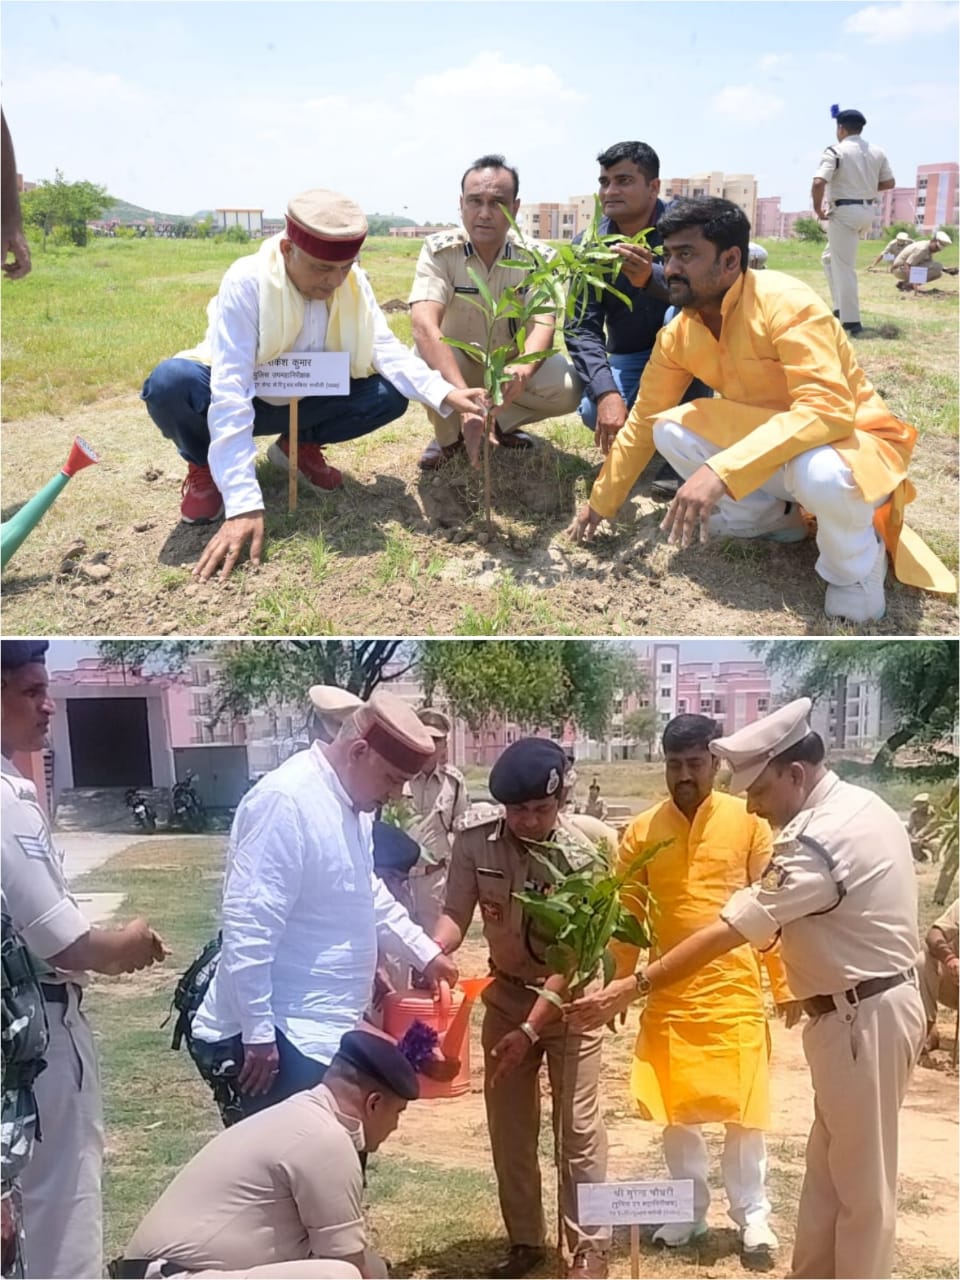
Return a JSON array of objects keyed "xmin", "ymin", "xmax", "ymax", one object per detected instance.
[
  {"xmin": 20, "ymin": 170, "xmax": 111, "ymax": 247},
  {"xmin": 882, "ymin": 220, "xmax": 917, "ymax": 241},
  {"xmin": 753, "ymin": 640, "xmax": 959, "ymax": 767},
  {"xmin": 624, "ymin": 706, "xmax": 660, "ymax": 761},
  {"xmin": 418, "ymin": 640, "xmax": 637, "ymax": 738},
  {"xmin": 793, "ymin": 216, "xmax": 827, "ymax": 244}
]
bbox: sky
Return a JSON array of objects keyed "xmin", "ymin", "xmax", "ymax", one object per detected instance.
[{"xmin": 3, "ymin": 0, "xmax": 957, "ymax": 223}]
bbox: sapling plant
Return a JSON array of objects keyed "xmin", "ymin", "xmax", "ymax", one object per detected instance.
[{"xmin": 442, "ymin": 200, "xmax": 659, "ymax": 534}]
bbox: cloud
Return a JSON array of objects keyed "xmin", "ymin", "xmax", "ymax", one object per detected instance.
[
  {"xmin": 757, "ymin": 53, "xmax": 791, "ymax": 72},
  {"xmin": 842, "ymin": 1, "xmax": 959, "ymax": 44},
  {"xmin": 710, "ymin": 84, "xmax": 785, "ymax": 119}
]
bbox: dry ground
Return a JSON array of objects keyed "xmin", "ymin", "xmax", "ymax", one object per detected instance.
[{"xmin": 2, "ymin": 246, "xmax": 957, "ymax": 637}]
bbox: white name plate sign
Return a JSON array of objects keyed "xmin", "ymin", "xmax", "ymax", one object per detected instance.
[
  {"xmin": 577, "ymin": 1179, "xmax": 695, "ymax": 1225},
  {"xmin": 254, "ymin": 352, "xmax": 349, "ymax": 397},
  {"xmin": 908, "ymin": 266, "xmax": 929, "ymax": 285}
]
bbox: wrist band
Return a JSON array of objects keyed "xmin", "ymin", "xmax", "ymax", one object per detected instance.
[{"xmin": 519, "ymin": 1020, "xmax": 539, "ymax": 1045}]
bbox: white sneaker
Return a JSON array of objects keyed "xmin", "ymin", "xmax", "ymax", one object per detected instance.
[
  {"xmin": 824, "ymin": 537, "xmax": 887, "ymax": 623},
  {"xmin": 652, "ymin": 1221, "xmax": 708, "ymax": 1247},
  {"xmin": 742, "ymin": 1221, "xmax": 779, "ymax": 1254},
  {"xmin": 708, "ymin": 502, "xmax": 808, "ymax": 544}
]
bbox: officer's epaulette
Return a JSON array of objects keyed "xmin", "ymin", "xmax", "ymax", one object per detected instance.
[
  {"xmin": 425, "ymin": 227, "xmax": 469, "ymax": 253},
  {"xmin": 454, "ymin": 801, "xmax": 503, "ymax": 833},
  {"xmin": 444, "ymin": 763, "xmax": 467, "ymax": 784}
]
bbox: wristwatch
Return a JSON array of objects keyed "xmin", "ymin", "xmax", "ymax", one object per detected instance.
[
  {"xmin": 633, "ymin": 968, "xmax": 651, "ymax": 998},
  {"xmin": 519, "ymin": 1020, "xmax": 540, "ymax": 1045}
]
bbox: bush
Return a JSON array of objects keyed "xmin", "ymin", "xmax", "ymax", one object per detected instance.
[
  {"xmin": 793, "ymin": 216, "xmax": 827, "ymax": 244},
  {"xmin": 215, "ymin": 225, "xmax": 250, "ymax": 245}
]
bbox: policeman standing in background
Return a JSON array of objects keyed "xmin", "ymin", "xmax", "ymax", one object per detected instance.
[
  {"xmin": 1, "ymin": 641, "xmax": 168, "ymax": 1280},
  {"xmin": 566, "ymin": 698, "xmax": 925, "ymax": 1280},
  {"xmin": 812, "ymin": 105, "xmax": 895, "ymax": 336},
  {"xmin": 434, "ymin": 738, "xmax": 611, "ymax": 1280},
  {"xmin": 306, "ymin": 684, "xmax": 364, "ymax": 745},
  {"xmin": 404, "ymin": 708, "xmax": 468, "ymax": 935}
]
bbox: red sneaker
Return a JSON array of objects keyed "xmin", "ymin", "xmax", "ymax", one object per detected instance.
[
  {"xmin": 267, "ymin": 438, "xmax": 343, "ymax": 492},
  {"xmin": 180, "ymin": 463, "xmax": 224, "ymax": 523}
]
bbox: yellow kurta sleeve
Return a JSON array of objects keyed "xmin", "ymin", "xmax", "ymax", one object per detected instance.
[
  {"xmin": 744, "ymin": 816, "xmax": 793, "ymax": 1002},
  {"xmin": 707, "ymin": 302, "xmax": 863, "ymax": 500},
  {"xmin": 607, "ymin": 819, "xmax": 652, "ymax": 979},
  {"xmin": 760, "ymin": 944, "xmax": 794, "ymax": 1004},
  {"xmin": 588, "ymin": 332, "xmax": 700, "ymax": 518}
]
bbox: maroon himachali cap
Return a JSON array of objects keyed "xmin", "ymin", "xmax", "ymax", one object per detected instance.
[{"xmin": 285, "ymin": 188, "xmax": 368, "ymax": 263}]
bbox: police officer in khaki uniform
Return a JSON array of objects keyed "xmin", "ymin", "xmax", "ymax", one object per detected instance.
[
  {"xmin": 114, "ymin": 1030, "xmax": 416, "ymax": 1279},
  {"xmin": 812, "ymin": 105, "xmax": 895, "ymax": 335},
  {"xmin": 917, "ymin": 898, "xmax": 959, "ymax": 1055},
  {"xmin": 434, "ymin": 739, "xmax": 611, "ymax": 1280},
  {"xmin": 0, "ymin": 641, "xmax": 168, "ymax": 1280},
  {"xmin": 409, "ymin": 153, "xmax": 581, "ymax": 470},
  {"xmin": 867, "ymin": 230, "xmax": 912, "ymax": 271},
  {"xmin": 307, "ymin": 685, "xmax": 364, "ymax": 745},
  {"xmin": 891, "ymin": 230, "xmax": 953, "ymax": 292},
  {"xmin": 403, "ymin": 708, "xmax": 469, "ymax": 934},
  {"xmin": 566, "ymin": 698, "xmax": 925, "ymax": 1280}
]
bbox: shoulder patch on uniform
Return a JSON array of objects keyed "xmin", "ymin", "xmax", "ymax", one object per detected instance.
[
  {"xmin": 454, "ymin": 802, "xmax": 503, "ymax": 833},
  {"xmin": 425, "ymin": 228, "xmax": 468, "ymax": 253},
  {"xmin": 16, "ymin": 831, "xmax": 53, "ymax": 861},
  {"xmin": 760, "ymin": 860, "xmax": 789, "ymax": 891}
]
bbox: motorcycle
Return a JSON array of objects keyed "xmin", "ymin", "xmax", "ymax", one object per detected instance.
[
  {"xmin": 172, "ymin": 772, "xmax": 206, "ymax": 833},
  {"xmin": 124, "ymin": 787, "xmax": 157, "ymax": 833}
]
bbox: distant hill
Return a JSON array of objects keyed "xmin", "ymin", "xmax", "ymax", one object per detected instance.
[{"xmin": 101, "ymin": 200, "xmax": 422, "ymax": 228}]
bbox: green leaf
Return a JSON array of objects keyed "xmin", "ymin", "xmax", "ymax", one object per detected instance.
[
  {"xmin": 601, "ymin": 948, "xmax": 616, "ymax": 987},
  {"xmin": 545, "ymin": 942, "xmax": 579, "ymax": 977},
  {"xmin": 611, "ymin": 913, "xmax": 649, "ymax": 949},
  {"xmin": 442, "ymin": 337, "xmax": 485, "ymax": 362},
  {"xmin": 467, "ymin": 265, "xmax": 496, "ymax": 314}
]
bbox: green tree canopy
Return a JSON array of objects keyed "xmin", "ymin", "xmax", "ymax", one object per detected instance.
[
  {"xmin": 754, "ymin": 640, "xmax": 958, "ymax": 767},
  {"xmin": 792, "ymin": 216, "xmax": 827, "ymax": 244},
  {"xmin": 21, "ymin": 170, "xmax": 112, "ymax": 246},
  {"xmin": 623, "ymin": 706, "xmax": 660, "ymax": 760},
  {"xmin": 418, "ymin": 640, "xmax": 637, "ymax": 738}
]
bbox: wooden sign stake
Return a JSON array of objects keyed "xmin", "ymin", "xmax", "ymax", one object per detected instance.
[
  {"xmin": 288, "ymin": 398, "xmax": 300, "ymax": 512},
  {"xmin": 630, "ymin": 1224, "xmax": 639, "ymax": 1279}
]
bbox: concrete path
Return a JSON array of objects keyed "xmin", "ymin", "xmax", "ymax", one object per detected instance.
[{"xmin": 56, "ymin": 831, "xmax": 154, "ymax": 926}]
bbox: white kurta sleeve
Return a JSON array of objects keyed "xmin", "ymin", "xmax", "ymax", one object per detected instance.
[
  {"xmin": 220, "ymin": 789, "xmax": 306, "ymax": 1043},
  {"xmin": 359, "ymin": 269, "xmax": 457, "ymax": 415},
  {"xmin": 207, "ymin": 266, "xmax": 268, "ymax": 519},
  {"xmin": 372, "ymin": 871, "xmax": 441, "ymax": 970}
]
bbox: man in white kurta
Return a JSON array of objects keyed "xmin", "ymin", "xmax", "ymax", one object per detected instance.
[
  {"xmin": 191, "ymin": 691, "xmax": 458, "ymax": 1117},
  {"xmin": 142, "ymin": 188, "xmax": 488, "ymax": 581}
]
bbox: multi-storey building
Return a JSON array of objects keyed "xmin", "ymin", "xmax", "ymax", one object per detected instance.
[{"xmin": 915, "ymin": 162, "xmax": 958, "ymax": 232}]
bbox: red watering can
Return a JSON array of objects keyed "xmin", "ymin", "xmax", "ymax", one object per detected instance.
[{"xmin": 382, "ymin": 976, "xmax": 492, "ymax": 1099}]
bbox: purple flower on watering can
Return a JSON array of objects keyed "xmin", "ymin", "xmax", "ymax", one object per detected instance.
[{"xmin": 398, "ymin": 1019, "xmax": 440, "ymax": 1072}]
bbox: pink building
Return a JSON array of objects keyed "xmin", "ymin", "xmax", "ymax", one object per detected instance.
[
  {"xmin": 915, "ymin": 163, "xmax": 958, "ymax": 231},
  {"xmin": 754, "ymin": 196, "xmax": 781, "ymax": 238},
  {"xmin": 674, "ymin": 660, "xmax": 771, "ymax": 735},
  {"xmin": 876, "ymin": 186, "xmax": 917, "ymax": 232}
]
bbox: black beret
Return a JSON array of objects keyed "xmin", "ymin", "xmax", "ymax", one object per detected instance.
[
  {"xmin": 489, "ymin": 737, "xmax": 567, "ymax": 805},
  {"xmin": 833, "ymin": 106, "xmax": 866, "ymax": 128},
  {"xmin": 0, "ymin": 641, "xmax": 49, "ymax": 670},
  {"xmin": 373, "ymin": 820, "xmax": 421, "ymax": 875},
  {"xmin": 335, "ymin": 1030, "xmax": 420, "ymax": 1101}
]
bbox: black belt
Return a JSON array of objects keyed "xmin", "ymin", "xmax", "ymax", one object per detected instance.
[
  {"xmin": 803, "ymin": 970, "xmax": 913, "ymax": 1018},
  {"xmin": 834, "ymin": 199, "xmax": 871, "ymax": 206},
  {"xmin": 491, "ymin": 966, "xmax": 544, "ymax": 989}
]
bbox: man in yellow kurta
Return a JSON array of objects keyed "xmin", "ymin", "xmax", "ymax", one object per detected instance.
[
  {"xmin": 610, "ymin": 714, "xmax": 797, "ymax": 1262},
  {"xmin": 568, "ymin": 196, "xmax": 956, "ymax": 624}
]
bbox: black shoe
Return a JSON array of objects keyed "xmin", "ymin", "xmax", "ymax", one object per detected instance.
[
  {"xmin": 490, "ymin": 1245, "xmax": 547, "ymax": 1278},
  {"xmin": 650, "ymin": 459, "xmax": 682, "ymax": 499},
  {"xmin": 494, "ymin": 424, "xmax": 535, "ymax": 451},
  {"xmin": 842, "ymin": 321, "xmax": 864, "ymax": 336},
  {"xmin": 419, "ymin": 437, "xmax": 465, "ymax": 470}
]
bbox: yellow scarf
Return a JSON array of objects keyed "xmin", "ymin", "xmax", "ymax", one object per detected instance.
[{"xmin": 176, "ymin": 234, "xmax": 375, "ymax": 377}]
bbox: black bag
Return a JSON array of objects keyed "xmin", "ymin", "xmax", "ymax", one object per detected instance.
[
  {"xmin": 1, "ymin": 907, "xmax": 48, "ymax": 1092},
  {"xmin": 168, "ymin": 933, "xmax": 222, "ymax": 1051}
]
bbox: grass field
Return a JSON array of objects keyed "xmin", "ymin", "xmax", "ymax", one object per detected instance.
[
  {"xmin": 2, "ymin": 232, "xmax": 957, "ymax": 637},
  {"xmin": 74, "ymin": 802, "xmax": 958, "ymax": 1278}
]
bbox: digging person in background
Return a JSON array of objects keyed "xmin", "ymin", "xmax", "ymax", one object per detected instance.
[
  {"xmin": 565, "ymin": 140, "xmax": 709, "ymax": 500},
  {"xmin": 189, "ymin": 692, "xmax": 458, "ymax": 1119},
  {"xmin": 812, "ymin": 105, "xmax": 895, "ymax": 337},
  {"xmin": 114, "ymin": 1030, "xmax": 416, "ymax": 1280},
  {"xmin": 867, "ymin": 230, "xmax": 912, "ymax": 272},
  {"xmin": 402, "ymin": 708, "xmax": 468, "ymax": 935},
  {"xmin": 433, "ymin": 739, "xmax": 611, "ymax": 1280},
  {"xmin": 141, "ymin": 188, "xmax": 487, "ymax": 582},
  {"xmin": 917, "ymin": 898, "xmax": 959, "ymax": 1057},
  {"xmin": 409, "ymin": 154, "xmax": 581, "ymax": 471},
  {"xmin": 606, "ymin": 714, "xmax": 797, "ymax": 1264},
  {"xmin": 565, "ymin": 699, "xmax": 926, "ymax": 1280},
  {"xmin": 890, "ymin": 230, "xmax": 953, "ymax": 293},
  {"xmin": 1, "ymin": 641, "xmax": 168, "ymax": 1280},
  {"xmin": 567, "ymin": 196, "xmax": 957, "ymax": 623}
]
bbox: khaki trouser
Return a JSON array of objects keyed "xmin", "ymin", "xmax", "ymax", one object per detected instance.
[
  {"xmin": 934, "ymin": 850, "xmax": 958, "ymax": 905},
  {"xmin": 917, "ymin": 947, "xmax": 959, "ymax": 1023},
  {"xmin": 789, "ymin": 981, "xmax": 925, "ymax": 1279},
  {"xmin": 408, "ymin": 865, "xmax": 447, "ymax": 937},
  {"xmin": 424, "ymin": 348, "xmax": 581, "ymax": 446},
  {"xmin": 481, "ymin": 979, "xmax": 610, "ymax": 1258},
  {"xmin": 891, "ymin": 259, "xmax": 943, "ymax": 285},
  {"xmin": 821, "ymin": 203, "xmax": 876, "ymax": 323},
  {"xmin": 182, "ymin": 1249, "xmax": 387, "ymax": 1278},
  {"xmin": 21, "ymin": 986, "xmax": 104, "ymax": 1280}
]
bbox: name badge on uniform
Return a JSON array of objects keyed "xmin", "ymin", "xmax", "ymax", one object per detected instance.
[{"xmin": 454, "ymin": 286, "xmax": 481, "ymax": 295}]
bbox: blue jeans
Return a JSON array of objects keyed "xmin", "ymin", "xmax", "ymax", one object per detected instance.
[
  {"xmin": 578, "ymin": 351, "xmax": 650, "ymax": 430},
  {"xmin": 142, "ymin": 357, "xmax": 408, "ymax": 465},
  {"xmin": 237, "ymin": 1029, "xmax": 328, "ymax": 1119}
]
